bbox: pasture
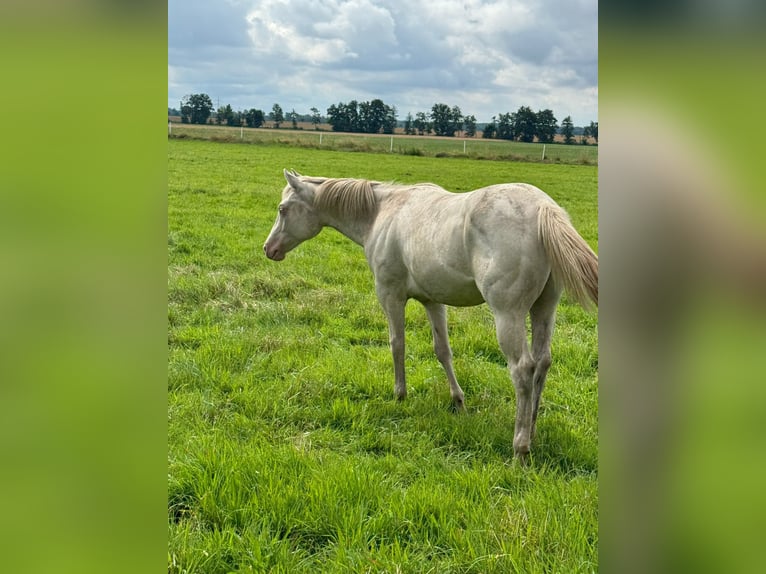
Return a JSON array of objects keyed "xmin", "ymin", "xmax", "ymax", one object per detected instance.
[
  {"xmin": 168, "ymin": 123, "xmax": 598, "ymax": 165},
  {"xmin": 168, "ymin": 139, "xmax": 598, "ymax": 572}
]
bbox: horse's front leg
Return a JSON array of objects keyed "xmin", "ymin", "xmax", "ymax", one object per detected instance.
[
  {"xmin": 423, "ymin": 302, "xmax": 465, "ymax": 410},
  {"xmin": 376, "ymin": 285, "xmax": 407, "ymax": 401}
]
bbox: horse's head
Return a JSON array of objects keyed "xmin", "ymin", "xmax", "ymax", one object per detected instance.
[{"xmin": 263, "ymin": 169, "xmax": 324, "ymax": 261}]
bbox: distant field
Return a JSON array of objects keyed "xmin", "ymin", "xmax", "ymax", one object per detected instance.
[
  {"xmin": 168, "ymin": 139, "xmax": 598, "ymax": 573},
  {"xmin": 168, "ymin": 122, "xmax": 598, "ymax": 165}
]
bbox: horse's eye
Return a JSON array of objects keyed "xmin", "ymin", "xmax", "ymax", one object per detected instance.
[{"xmin": 278, "ymin": 205, "xmax": 287, "ymax": 215}]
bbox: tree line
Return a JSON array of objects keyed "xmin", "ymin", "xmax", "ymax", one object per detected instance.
[{"xmin": 174, "ymin": 93, "xmax": 597, "ymax": 144}]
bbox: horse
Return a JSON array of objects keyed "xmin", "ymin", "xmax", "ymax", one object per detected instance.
[{"xmin": 264, "ymin": 169, "xmax": 598, "ymax": 460}]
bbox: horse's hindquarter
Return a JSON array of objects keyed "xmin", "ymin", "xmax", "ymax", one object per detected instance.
[{"xmin": 465, "ymin": 184, "xmax": 553, "ymax": 303}]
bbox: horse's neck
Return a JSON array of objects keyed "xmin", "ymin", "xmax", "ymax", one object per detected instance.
[{"xmin": 325, "ymin": 217, "xmax": 370, "ymax": 246}]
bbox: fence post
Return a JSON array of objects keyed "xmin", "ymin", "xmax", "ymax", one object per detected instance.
[
  {"xmin": 168, "ymin": 122, "xmax": 172, "ymax": 135},
  {"xmin": 390, "ymin": 136, "xmax": 394, "ymax": 153},
  {"xmin": 542, "ymin": 144, "xmax": 546, "ymax": 160}
]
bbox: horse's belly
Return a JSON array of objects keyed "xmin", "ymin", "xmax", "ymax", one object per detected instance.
[{"xmin": 407, "ymin": 272, "xmax": 485, "ymax": 306}]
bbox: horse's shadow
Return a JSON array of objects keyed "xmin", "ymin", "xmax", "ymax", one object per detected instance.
[{"xmin": 396, "ymin": 393, "xmax": 598, "ymax": 476}]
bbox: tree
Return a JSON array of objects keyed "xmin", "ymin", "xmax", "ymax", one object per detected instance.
[
  {"xmin": 310, "ymin": 107, "xmax": 322, "ymax": 129},
  {"xmin": 216, "ymin": 104, "xmax": 239, "ymax": 126},
  {"xmin": 451, "ymin": 105, "xmax": 464, "ymax": 136},
  {"xmin": 381, "ymin": 104, "xmax": 397, "ymax": 134},
  {"xmin": 327, "ymin": 101, "xmax": 357, "ymax": 132},
  {"xmin": 535, "ymin": 109, "xmax": 558, "ymax": 143},
  {"xmin": 496, "ymin": 112, "xmax": 514, "ymax": 140},
  {"xmin": 482, "ymin": 118, "xmax": 497, "ymax": 139},
  {"xmin": 326, "ymin": 104, "xmax": 342, "ymax": 132},
  {"xmin": 413, "ymin": 112, "xmax": 430, "ymax": 135},
  {"xmin": 359, "ymin": 99, "xmax": 388, "ymax": 134},
  {"xmin": 404, "ymin": 112, "xmax": 414, "ymax": 135},
  {"xmin": 180, "ymin": 93, "xmax": 213, "ymax": 125},
  {"xmin": 463, "ymin": 114, "xmax": 477, "ymax": 138},
  {"xmin": 561, "ymin": 116, "xmax": 575, "ymax": 144},
  {"xmin": 289, "ymin": 108, "xmax": 298, "ymax": 129},
  {"xmin": 270, "ymin": 103, "xmax": 284, "ymax": 128},
  {"xmin": 583, "ymin": 120, "xmax": 598, "ymax": 143},
  {"xmin": 513, "ymin": 106, "xmax": 537, "ymax": 142},
  {"xmin": 430, "ymin": 103, "xmax": 461, "ymax": 137},
  {"xmin": 244, "ymin": 108, "xmax": 265, "ymax": 128},
  {"xmin": 327, "ymin": 99, "xmax": 395, "ymax": 134}
]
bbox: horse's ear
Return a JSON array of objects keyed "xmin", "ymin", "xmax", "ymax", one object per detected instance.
[{"xmin": 284, "ymin": 169, "xmax": 304, "ymax": 191}]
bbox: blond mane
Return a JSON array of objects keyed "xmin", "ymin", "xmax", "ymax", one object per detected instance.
[{"xmin": 314, "ymin": 178, "xmax": 379, "ymax": 219}]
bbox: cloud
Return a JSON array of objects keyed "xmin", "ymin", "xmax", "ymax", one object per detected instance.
[{"xmin": 168, "ymin": 0, "xmax": 597, "ymax": 125}]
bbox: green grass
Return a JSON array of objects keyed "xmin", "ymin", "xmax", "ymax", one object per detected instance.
[
  {"xmin": 168, "ymin": 123, "xmax": 598, "ymax": 165},
  {"xmin": 168, "ymin": 139, "xmax": 598, "ymax": 573}
]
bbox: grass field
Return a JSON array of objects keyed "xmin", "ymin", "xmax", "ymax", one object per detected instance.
[
  {"xmin": 168, "ymin": 123, "xmax": 598, "ymax": 166},
  {"xmin": 168, "ymin": 139, "xmax": 598, "ymax": 573}
]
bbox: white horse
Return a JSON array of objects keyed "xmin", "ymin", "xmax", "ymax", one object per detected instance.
[{"xmin": 264, "ymin": 169, "xmax": 597, "ymax": 460}]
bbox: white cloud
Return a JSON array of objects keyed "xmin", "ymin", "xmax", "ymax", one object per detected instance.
[{"xmin": 168, "ymin": 0, "xmax": 598, "ymax": 125}]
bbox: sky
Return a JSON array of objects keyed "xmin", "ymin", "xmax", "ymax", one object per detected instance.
[{"xmin": 168, "ymin": 0, "xmax": 597, "ymax": 126}]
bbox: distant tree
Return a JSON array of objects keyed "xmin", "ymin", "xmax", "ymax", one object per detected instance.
[
  {"xmin": 404, "ymin": 112, "xmax": 414, "ymax": 135},
  {"xmin": 496, "ymin": 112, "xmax": 514, "ymax": 140},
  {"xmin": 413, "ymin": 112, "xmax": 430, "ymax": 135},
  {"xmin": 560, "ymin": 116, "xmax": 575, "ymax": 144},
  {"xmin": 431, "ymin": 103, "xmax": 462, "ymax": 137},
  {"xmin": 327, "ymin": 101, "xmax": 360, "ymax": 132},
  {"xmin": 359, "ymin": 99, "xmax": 388, "ymax": 133},
  {"xmin": 463, "ymin": 114, "xmax": 477, "ymax": 138},
  {"xmin": 535, "ymin": 109, "xmax": 558, "ymax": 143},
  {"xmin": 181, "ymin": 93, "xmax": 214, "ymax": 125},
  {"xmin": 216, "ymin": 104, "xmax": 239, "ymax": 126},
  {"xmin": 326, "ymin": 104, "xmax": 342, "ymax": 131},
  {"xmin": 289, "ymin": 108, "xmax": 298, "ymax": 129},
  {"xmin": 326, "ymin": 99, "xmax": 396, "ymax": 134},
  {"xmin": 244, "ymin": 108, "xmax": 265, "ymax": 128},
  {"xmin": 350, "ymin": 101, "xmax": 363, "ymax": 132},
  {"xmin": 513, "ymin": 106, "xmax": 537, "ymax": 142},
  {"xmin": 583, "ymin": 120, "xmax": 598, "ymax": 143},
  {"xmin": 381, "ymin": 104, "xmax": 397, "ymax": 134},
  {"xmin": 270, "ymin": 103, "xmax": 284, "ymax": 128},
  {"xmin": 310, "ymin": 107, "xmax": 322, "ymax": 129},
  {"xmin": 482, "ymin": 118, "xmax": 497, "ymax": 139},
  {"xmin": 451, "ymin": 105, "xmax": 464, "ymax": 136}
]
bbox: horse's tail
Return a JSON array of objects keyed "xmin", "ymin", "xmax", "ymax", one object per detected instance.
[{"xmin": 537, "ymin": 202, "xmax": 598, "ymax": 311}]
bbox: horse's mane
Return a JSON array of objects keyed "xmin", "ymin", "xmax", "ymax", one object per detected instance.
[{"xmin": 314, "ymin": 178, "xmax": 379, "ymax": 219}]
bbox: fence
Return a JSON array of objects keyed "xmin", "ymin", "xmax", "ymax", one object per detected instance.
[{"xmin": 167, "ymin": 123, "xmax": 598, "ymax": 165}]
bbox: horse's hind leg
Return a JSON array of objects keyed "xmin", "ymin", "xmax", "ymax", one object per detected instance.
[
  {"xmin": 492, "ymin": 309, "xmax": 536, "ymax": 461},
  {"xmin": 529, "ymin": 275, "xmax": 562, "ymax": 437},
  {"xmin": 423, "ymin": 302, "xmax": 465, "ymax": 410}
]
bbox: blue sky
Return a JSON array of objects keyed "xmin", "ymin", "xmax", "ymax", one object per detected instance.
[{"xmin": 168, "ymin": 0, "xmax": 597, "ymax": 126}]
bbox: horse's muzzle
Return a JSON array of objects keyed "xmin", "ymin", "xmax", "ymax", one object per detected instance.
[{"xmin": 263, "ymin": 243, "xmax": 285, "ymax": 261}]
